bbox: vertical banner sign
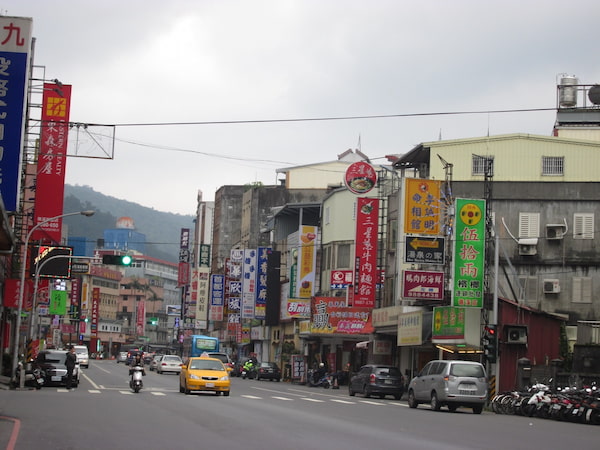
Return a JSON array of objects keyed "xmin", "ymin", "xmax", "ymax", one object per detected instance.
[
  {"xmin": 70, "ymin": 277, "xmax": 81, "ymax": 313},
  {"xmin": 255, "ymin": 247, "xmax": 271, "ymax": 320},
  {"xmin": 194, "ymin": 267, "xmax": 210, "ymax": 327},
  {"xmin": 91, "ymin": 287, "xmax": 100, "ymax": 336},
  {"xmin": 188, "ymin": 268, "xmax": 199, "ymax": 321},
  {"xmin": 178, "ymin": 228, "xmax": 190, "ymax": 287},
  {"xmin": 136, "ymin": 299, "xmax": 145, "ymax": 336},
  {"xmin": 48, "ymin": 290, "xmax": 67, "ymax": 315},
  {"xmin": 199, "ymin": 244, "xmax": 210, "ymax": 267},
  {"xmin": 228, "ymin": 250, "xmax": 243, "ymax": 335},
  {"xmin": 31, "ymin": 83, "xmax": 72, "ymax": 242},
  {"xmin": 404, "ymin": 178, "xmax": 441, "ymax": 235},
  {"xmin": 296, "ymin": 226, "xmax": 317, "ymax": 298},
  {"xmin": 241, "ymin": 249, "xmax": 257, "ymax": 319},
  {"xmin": 209, "ymin": 274, "xmax": 225, "ymax": 321},
  {"xmin": 452, "ymin": 199, "xmax": 486, "ymax": 308},
  {"xmin": 0, "ymin": 16, "xmax": 32, "ymax": 211},
  {"xmin": 354, "ymin": 198, "xmax": 379, "ymax": 308}
]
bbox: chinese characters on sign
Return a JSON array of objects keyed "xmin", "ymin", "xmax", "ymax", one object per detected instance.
[
  {"xmin": 344, "ymin": 161, "xmax": 378, "ymax": 195},
  {"xmin": 404, "ymin": 178, "xmax": 441, "ymax": 235},
  {"xmin": 0, "ymin": 16, "xmax": 32, "ymax": 211},
  {"xmin": 254, "ymin": 247, "xmax": 271, "ymax": 319},
  {"xmin": 31, "ymin": 83, "xmax": 72, "ymax": 242},
  {"xmin": 209, "ymin": 274, "xmax": 224, "ymax": 321},
  {"xmin": 402, "ymin": 270, "xmax": 444, "ymax": 300},
  {"xmin": 432, "ymin": 306, "xmax": 466, "ymax": 339},
  {"xmin": 354, "ymin": 198, "xmax": 378, "ymax": 308},
  {"xmin": 297, "ymin": 226, "xmax": 317, "ymax": 298},
  {"xmin": 452, "ymin": 199, "xmax": 486, "ymax": 308}
]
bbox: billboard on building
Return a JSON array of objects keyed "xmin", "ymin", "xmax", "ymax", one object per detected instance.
[
  {"xmin": 0, "ymin": 16, "xmax": 32, "ymax": 211},
  {"xmin": 404, "ymin": 178, "xmax": 442, "ymax": 235},
  {"xmin": 354, "ymin": 198, "xmax": 378, "ymax": 308},
  {"xmin": 452, "ymin": 198, "xmax": 486, "ymax": 308},
  {"xmin": 31, "ymin": 83, "xmax": 72, "ymax": 242},
  {"xmin": 310, "ymin": 297, "xmax": 374, "ymax": 335},
  {"xmin": 296, "ymin": 226, "xmax": 317, "ymax": 298}
]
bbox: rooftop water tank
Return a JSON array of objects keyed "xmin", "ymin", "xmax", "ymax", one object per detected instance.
[{"xmin": 559, "ymin": 75, "xmax": 578, "ymax": 108}]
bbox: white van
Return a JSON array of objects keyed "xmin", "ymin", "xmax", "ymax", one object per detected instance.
[{"xmin": 73, "ymin": 345, "xmax": 89, "ymax": 368}]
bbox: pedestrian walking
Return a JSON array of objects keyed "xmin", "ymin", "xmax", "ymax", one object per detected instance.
[{"xmin": 65, "ymin": 345, "xmax": 77, "ymax": 390}]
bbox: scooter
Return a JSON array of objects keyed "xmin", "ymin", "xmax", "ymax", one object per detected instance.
[
  {"xmin": 129, "ymin": 365, "xmax": 144, "ymax": 393},
  {"xmin": 13, "ymin": 361, "xmax": 44, "ymax": 389},
  {"xmin": 307, "ymin": 369, "xmax": 332, "ymax": 388},
  {"xmin": 241, "ymin": 365, "xmax": 256, "ymax": 379}
]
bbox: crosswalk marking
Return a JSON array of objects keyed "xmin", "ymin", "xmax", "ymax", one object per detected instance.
[
  {"xmin": 331, "ymin": 399, "xmax": 355, "ymax": 404},
  {"xmin": 89, "ymin": 390, "xmax": 101, "ymax": 394},
  {"xmin": 301, "ymin": 398, "xmax": 325, "ymax": 403},
  {"xmin": 241, "ymin": 395, "xmax": 263, "ymax": 399},
  {"xmin": 272, "ymin": 396, "xmax": 293, "ymax": 401},
  {"xmin": 151, "ymin": 392, "xmax": 166, "ymax": 396},
  {"xmin": 359, "ymin": 400, "xmax": 385, "ymax": 405}
]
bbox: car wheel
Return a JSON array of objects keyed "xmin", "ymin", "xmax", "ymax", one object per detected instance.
[
  {"xmin": 394, "ymin": 394, "xmax": 401, "ymax": 400},
  {"xmin": 179, "ymin": 384, "xmax": 184, "ymax": 393},
  {"xmin": 224, "ymin": 391, "xmax": 230, "ymax": 396},
  {"xmin": 430, "ymin": 392, "xmax": 441, "ymax": 411},
  {"xmin": 256, "ymin": 376, "xmax": 261, "ymax": 381},
  {"xmin": 448, "ymin": 404, "xmax": 458, "ymax": 412},
  {"xmin": 472, "ymin": 404, "xmax": 483, "ymax": 414},
  {"xmin": 407, "ymin": 390, "xmax": 418, "ymax": 408},
  {"xmin": 362, "ymin": 385, "xmax": 371, "ymax": 398},
  {"xmin": 184, "ymin": 382, "xmax": 190, "ymax": 395}
]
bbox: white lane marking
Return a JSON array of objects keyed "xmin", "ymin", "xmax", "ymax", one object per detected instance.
[
  {"xmin": 119, "ymin": 391, "xmax": 134, "ymax": 395},
  {"xmin": 331, "ymin": 399, "xmax": 356, "ymax": 404},
  {"xmin": 81, "ymin": 371, "xmax": 100, "ymax": 389},
  {"xmin": 88, "ymin": 390, "xmax": 101, "ymax": 394},
  {"xmin": 359, "ymin": 400, "xmax": 385, "ymax": 405},
  {"xmin": 301, "ymin": 398, "xmax": 325, "ymax": 403},
  {"xmin": 151, "ymin": 392, "xmax": 166, "ymax": 396},
  {"xmin": 272, "ymin": 396, "xmax": 294, "ymax": 401},
  {"xmin": 241, "ymin": 395, "xmax": 263, "ymax": 399}
]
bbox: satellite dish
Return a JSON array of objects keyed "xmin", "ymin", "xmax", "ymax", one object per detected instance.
[{"xmin": 588, "ymin": 85, "xmax": 600, "ymax": 105}]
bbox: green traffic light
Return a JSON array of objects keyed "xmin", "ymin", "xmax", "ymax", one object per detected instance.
[{"xmin": 121, "ymin": 255, "xmax": 133, "ymax": 265}]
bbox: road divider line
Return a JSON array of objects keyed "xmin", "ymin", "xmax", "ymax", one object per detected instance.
[
  {"xmin": 301, "ymin": 398, "xmax": 325, "ymax": 402},
  {"xmin": 272, "ymin": 396, "xmax": 293, "ymax": 401}
]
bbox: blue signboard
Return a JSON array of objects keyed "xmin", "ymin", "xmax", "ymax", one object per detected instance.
[{"xmin": 0, "ymin": 17, "xmax": 32, "ymax": 211}]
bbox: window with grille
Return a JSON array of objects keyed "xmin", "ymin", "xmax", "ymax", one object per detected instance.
[
  {"xmin": 472, "ymin": 155, "xmax": 494, "ymax": 176},
  {"xmin": 542, "ymin": 156, "xmax": 564, "ymax": 176},
  {"xmin": 519, "ymin": 212, "xmax": 540, "ymax": 238},
  {"xmin": 572, "ymin": 277, "xmax": 592, "ymax": 304},
  {"xmin": 573, "ymin": 213, "xmax": 594, "ymax": 239}
]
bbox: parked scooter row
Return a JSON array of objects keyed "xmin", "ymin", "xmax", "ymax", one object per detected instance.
[
  {"xmin": 491, "ymin": 382, "xmax": 600, "ymax": 425},
  {"xmin": 12, "ymin": 361, "xmax": 44, "ymax": 389}
]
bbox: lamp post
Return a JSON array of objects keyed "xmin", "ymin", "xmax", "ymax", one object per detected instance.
[{"xmin": 11, "ymin": 210, "xmax": 95, "ymax": 385}]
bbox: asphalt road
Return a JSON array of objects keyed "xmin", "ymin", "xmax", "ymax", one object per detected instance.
[{"xmin": 1, "ymin": 360, "xmax": 598, "ymax": 450}]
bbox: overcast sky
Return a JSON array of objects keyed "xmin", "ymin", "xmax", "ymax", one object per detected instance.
[{"xmin": 5, "ymin": 0, "xmax": 600, "ymax": 215}]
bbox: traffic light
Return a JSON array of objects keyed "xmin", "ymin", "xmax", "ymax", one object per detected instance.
[
  {"xmin": 149, "ymin": 317, "xmax": 158, "ymax": 326},
  {"xmin": 102, "ymin": 254, "xmax": 133, "ymax": 266},
  {"xmin": 483, "ymin": 325, "xmax": 498, "ymax": 363}
]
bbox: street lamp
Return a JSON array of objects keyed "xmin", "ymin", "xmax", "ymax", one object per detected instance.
[{"xmin": 11, "ymin": 210, "xmax": 95, "ymax": 385}]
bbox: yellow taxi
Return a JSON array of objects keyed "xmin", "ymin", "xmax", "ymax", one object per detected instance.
[{"xmin": 179, "ymin": 356, "xmax": 231, "ymax": 396}]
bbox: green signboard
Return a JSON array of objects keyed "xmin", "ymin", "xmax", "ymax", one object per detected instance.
[
  {"xmin": 432, "ymin": 306, "xmax": 466, "ymax": 339},
  {"xmin": 49, "ymin": 290, "xmax": 67, "ymax": 315},
  {"xmin": 452, "ymin": 198, "xmax": 486, "ymax": 308}
]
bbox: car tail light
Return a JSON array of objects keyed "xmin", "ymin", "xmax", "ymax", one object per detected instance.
[{"xmin": 369, "ymin": 374, "xmax": 376, "ymax": 384}]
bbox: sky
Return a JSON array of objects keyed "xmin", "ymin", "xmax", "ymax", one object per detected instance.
[{"xmin": 4, "ymin": 0, "xmax": 600, "ymax": 215}]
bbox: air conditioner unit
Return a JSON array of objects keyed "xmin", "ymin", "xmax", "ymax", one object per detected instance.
[
  {"xmin": 543, "ymin": 279, "xmax": 560, "ymax": 294},
  {"xmin": 519, "ymin": 244, "xmax": 537, "ymax": 256},
  {"xmin": 518, "ymin": 238, "xmax": 538, "ymax": 256},
  {"xmin": 546, "ymin": 224, "xmax": 566, "ymax": 240},
  {"xmin": 506, "ymin": 326, "xmax": 528, "ymax": 344}
]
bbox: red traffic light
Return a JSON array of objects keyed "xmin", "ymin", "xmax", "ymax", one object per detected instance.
[{"xmin": 485, "ymin": 325, "xmax": 496, "ymax": 335}]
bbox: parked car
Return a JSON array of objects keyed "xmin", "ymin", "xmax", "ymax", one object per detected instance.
[
  {"xmin": 156, "ymin": 355, "xmax": 183, "ymax": 374},
  {"xmin": 73, "ymin": 345, "xmax": 89, "ymax": 368},
  {"xmin": 205, "ymin": 352, "xmax": 234, "ymax": 373},
  {"xmin": 179, "ymin": 356, "xmax": 230, "ymax": 395},
  {"xmin": 149, "ymin": 355, "xmax": 163, "ymax": 371},
  {"xmin": 256, "ymin": 362, "xmax": 281, "ymax": 381},
  {"xmin": 116, "ymin": 351, "xmax": 128, "ymax": 363},
  {"xmin": 407, "ymin": 360, "xmax": 488, "ymax": 414},
  {"xmin": 35, "ymin": 349, "xmax": 80, "ymax": 387},
  {"xmin": 348, "ymin": 364, "xmax": 404, "ymax": 400}
]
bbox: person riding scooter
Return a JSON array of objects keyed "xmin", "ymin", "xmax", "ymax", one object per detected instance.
[{"xmin": 242, "ymin": 358, "xmax": 256, "ymax": 379}]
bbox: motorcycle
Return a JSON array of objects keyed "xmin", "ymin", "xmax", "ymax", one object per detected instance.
[
  {"xmin": 13, "ymin": 361, "xmax": 44, "ymax": 389},
  {"xmin": 307, "ymin": 369, "xmax": 332, "ymax": 388},
  {"xmin": 241, "ymin": 364, "xmax": 256, "ymax": 379},
  {"xmin": 129, "ymin": 365, "xmax": 145, "ymax": 393},
  {"xmin": 523, "ymin": 383, "xmax": 552, "ymax": 418}
]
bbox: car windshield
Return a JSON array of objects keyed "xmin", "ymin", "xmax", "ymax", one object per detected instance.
[
  {"xmin": 450, "ymin": 364, "xmax": 485, "ymax": 378},
  {"xmin": 45, "ymin": 353, "xmax": 66, "ymax": 363},
  {"xmin": 190, "ymin": 360, "xmax": 224, "ymax": 371}
]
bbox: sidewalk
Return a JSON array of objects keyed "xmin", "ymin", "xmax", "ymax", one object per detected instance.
[{"xmin": 0, "ymin": 374, "xmax": 12, "ymax": 389}]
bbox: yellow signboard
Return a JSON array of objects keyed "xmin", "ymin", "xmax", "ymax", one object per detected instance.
[{"xmin": 404, "ymin": 178, "xmax": 441, "ymax": 235}]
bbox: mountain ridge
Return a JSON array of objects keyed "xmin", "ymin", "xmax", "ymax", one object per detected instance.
[{"xmin": 64, "ymin": 184, "xmax": 195, "ymax": 263}]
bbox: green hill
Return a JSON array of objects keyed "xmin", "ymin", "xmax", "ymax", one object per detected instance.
[{"xmin": 63, "ymin": 184, "xmax": 194, "ymax": 263}]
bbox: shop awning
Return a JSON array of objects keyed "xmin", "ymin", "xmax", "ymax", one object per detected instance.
[{"xmin": 356, "ymin": 340, "xmax": 371, "ymax": 349}]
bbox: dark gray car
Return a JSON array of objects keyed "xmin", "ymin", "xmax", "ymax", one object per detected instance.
[{"xmin": 348, "ymin": 364, "xmax": 405, "ymax": 400}]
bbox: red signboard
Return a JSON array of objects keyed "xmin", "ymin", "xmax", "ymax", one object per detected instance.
[
  {"xmin": 344, "ymin": 161, "xmax": 377, "ymax": 194},
  {"xmin": 310, "ymin": 297, "xmax": 374, "ymax": 334},
  {"xmin": 32, "ymin": 83, "xmax": 72, "ymax": 243},
  {"xmin": 354, "ymin": 197, "xmax": 379, "ymax": 308},
  {"xmin": 402, "ymin": 270, "xmax": 444, "ymax": 300},
  {"xmin": 91, "ymin": 287, "xmax": 100, "ymax": 336}
]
